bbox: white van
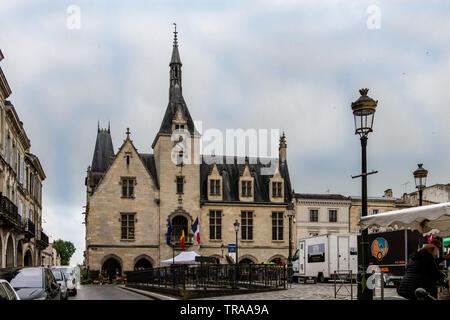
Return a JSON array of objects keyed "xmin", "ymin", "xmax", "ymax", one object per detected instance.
[{"xmin": 292, "ymin": 233, "xmax": 358, "ymax": 283}]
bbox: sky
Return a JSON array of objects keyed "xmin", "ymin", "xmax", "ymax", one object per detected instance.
[{"xmin": 0, "ymin": 0, "xmax": 449, "ymax": 266}]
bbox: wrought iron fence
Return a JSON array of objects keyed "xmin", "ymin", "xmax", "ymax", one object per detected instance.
[{"xmin": 126, "ymin": 264, "xmax": 287, "ymax": 291}]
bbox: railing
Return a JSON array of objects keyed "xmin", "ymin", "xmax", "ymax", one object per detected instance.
[
  {"xmin": 126, "ymin": 264, "xmax": 287, "ymax": 291},
  {"xmin": 0, "ymin": 192, "xmax": 21, "ymax": 226},
  {"xmin": 25, "ymin": 218, "xmax": 36, "ymax": 236},
  {"xmin": 40, "ymin": 231, "xmax": 49, "ymax": 245}
]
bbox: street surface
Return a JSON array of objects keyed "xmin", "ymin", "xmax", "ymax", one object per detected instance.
[
  {"xmin": 196, "ymin": 283, "xmax": 404, "ymax": 300},
  {"xmin": 69, "ymin": 283, "xmax": 402, "ymax": 300},
  {"xmin": 70, "ymin": 284, "xmax": 153, "ymax": 300}
]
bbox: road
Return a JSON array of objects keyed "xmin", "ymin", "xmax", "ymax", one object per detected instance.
[{"xmin": 70, "ymin": 284, "xmax": 153, "ymax": 300}]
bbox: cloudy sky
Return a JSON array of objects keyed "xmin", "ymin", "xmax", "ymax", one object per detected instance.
[{"xmin": 1, "ymin": 0, "xmax": 449, "ymax": 265}]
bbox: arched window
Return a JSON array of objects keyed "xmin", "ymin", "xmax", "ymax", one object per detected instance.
[
  {"xmin": 102, "ymin": 257, "xmax": 122, "ymax": 281},
  {"xmin": 171, "ymin": 216, "xmax": 188, "ymax": 244}
]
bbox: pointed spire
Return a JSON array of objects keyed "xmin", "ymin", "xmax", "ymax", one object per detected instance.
[
  {"xmin": 98, "ymin": 121, "xmax": 100, "ymax": 133},
  {"xmin": 108, "ymin": 121, "xmax": 110, "ymax": 133},
  {"xmin": 170, "ymin": 23, "xmax": 182, "ymax": 66}
]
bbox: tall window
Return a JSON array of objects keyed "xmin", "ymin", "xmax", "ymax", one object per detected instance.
[
  {"xmin": 329, "ymin": 210, "xmax": 337, "ymax": 222},
  {"xmin": 121, "ymin": 178, "xmax": 135, "ymax": 198},
  {"xmin": 176, "ymin": 176, "xmax": 184, "ymax": 194},
  {"xmin": 121, "ymin": 214, "xmax": 135, "ymax": 240},
  {"xmin": 372, "ymin": 209, "xmax": 379, "ymax": 215},
  {"xmin": 172, "ymin": 216, "xmax": 188, "ymax": 244},
  {"xmin": 241, "ymin": 211, "xmax": 253, "ymax": 240},
  {"xmin": 272, "ymin": 212, "xmax": 283, "ymax": 240},
  {"xmin": 309, "ymin": 210, "xmax": 318, "ymax": 222},
  {"xmin": 241, "ymin": 181, "xmax": 252, "ymax": 197},
  {"xmin": 272, "ymin": 182, "xmax": 282, "ymax": 198},
  {"xmin": 210, "ymin": 179, "xmax": 221, "ymax": 196},
  {"xmin": 209, "ymin": 210, "xmax": 222, "ymax": 240}
]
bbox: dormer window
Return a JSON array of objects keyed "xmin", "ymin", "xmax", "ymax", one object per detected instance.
[
  {"xmin": 175, "ymin": 124, "xmax": 185, "ymax": 130},
  {"xmin": 272, "ymin": 182, "xmax": 282, "ymax": 198},
  {"xmin": 241, "ymin": 181, "xmax": 252, "ymax": 197},
  {"xmin": 210, "ymin": 179, "xmax": 221, "ymax": 196}
]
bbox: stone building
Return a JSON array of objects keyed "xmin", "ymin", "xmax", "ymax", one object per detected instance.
[
  {"xmin": 84, "ymin": 32, "xmax": 294, "ymax": 279},
  {"xmin": 294, "ymin": 193, "xmax": 351, "ymax": 238},
  {"xmin": 408, "ymin": 183, "xmax": 450, "ymax": 205},
  {"xmin": 0, "ymin": 49, "xmax": 48, "ymax": 268},
  {"xmin": 42, "ymin": 244, "xmax": 61, "ymax": 268}
]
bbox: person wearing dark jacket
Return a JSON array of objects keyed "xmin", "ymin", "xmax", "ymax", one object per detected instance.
[{"xmin": 397, "ymin": 244, "xmax": 445, "ymax": 300}]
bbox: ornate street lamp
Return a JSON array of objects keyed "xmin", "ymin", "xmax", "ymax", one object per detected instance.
[
  {"xmin": 233, "ymin": 219, "xmax": 240, "ymax": 289},
  {"xmin": 413, "ymin": 164, "xmax": 428, "ymax": 206},
  {"xmin": 351, "ymin": 88, "xmax": 378, "ymax": 301},
  {"xmin": 233, "ymin": 219, "xmax": 240, "ymax": 264},
  {"xmin": 286, "ymin": 203, "xmax": 295, "ymax": 284}
]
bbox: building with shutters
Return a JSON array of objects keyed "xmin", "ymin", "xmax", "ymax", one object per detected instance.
[{"xmin": 0, "ymin": 49, "xmax": 48, "ymax": 269}]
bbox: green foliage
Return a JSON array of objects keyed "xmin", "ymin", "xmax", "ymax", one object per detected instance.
[{"xmin": 52, "ymin": 239, "xmax": 76, "ymax": 265}]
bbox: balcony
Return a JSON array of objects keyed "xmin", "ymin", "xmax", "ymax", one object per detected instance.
[
  {"xmin": 37, "ymin": 230, "xmax": 49, "ymax": 249},
  {"xmin": 0, "ymin": 192, "xmax": 21, "ymax": 230},
  {"xmin": 24, "ymin": 218, "xmax": 36, "ymax": 240}
]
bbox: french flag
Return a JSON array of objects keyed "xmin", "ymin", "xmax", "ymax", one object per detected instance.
[{"xmin": 191, "ymin": 217, "xmax": 200, "ymax": 244}]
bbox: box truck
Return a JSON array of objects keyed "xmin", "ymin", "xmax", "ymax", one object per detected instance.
[{"xmin": 292, "ymin": 233, "xmax": 358, "ymax": 283}]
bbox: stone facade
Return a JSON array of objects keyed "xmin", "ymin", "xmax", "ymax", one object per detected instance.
[
  {"xmin": 0, "ymin": 49, "xmax": 48, "ymax": 269},
  {"xmin": 294, "ymin": 193, "xmax": 351, "ymax": 238},
  {"xmin": 349, "ymin": 196, "xmax": 397, "ymax": 233},
  {"xmin": 84, "ymin": 33, "xmax": 294, "ymax": 278},
  {"xmin": 42, "ymin": 244, "xmax": 61, "ymax": 267}
]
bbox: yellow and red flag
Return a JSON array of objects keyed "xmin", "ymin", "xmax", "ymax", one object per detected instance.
[{"xmin": 180, "ymin": 229, "xmax": 185, "ymax": 250}]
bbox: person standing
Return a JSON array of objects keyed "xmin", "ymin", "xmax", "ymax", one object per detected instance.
[{"xmin": 397, "ymin": 244, "xmax": 445, "ymax": 300}]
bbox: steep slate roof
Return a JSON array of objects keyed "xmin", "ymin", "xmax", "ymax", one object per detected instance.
[
  {"xmin": 139, "ymin": 153, "xmax": 159, "ymax": 190},
  {"xmin": 200, "ymin": 155, "xmax": 292, "ymax": 204},
  {"xmin": 91, "ymin": 129, "xmax": 114, "ymax": 173}
]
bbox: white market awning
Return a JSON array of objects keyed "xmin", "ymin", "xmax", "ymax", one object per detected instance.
[
  {"xmin": 359, "ymin": 202, "xmax": 450, "ymax": 236},
  {"xmin": 161, "ymin": 251, "xmax": 200, "ymax": 264}
]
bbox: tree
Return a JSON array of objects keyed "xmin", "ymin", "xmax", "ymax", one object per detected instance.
[{"xmin": 52, "ymin": 239, "xmax": 76, "ymax": 265}]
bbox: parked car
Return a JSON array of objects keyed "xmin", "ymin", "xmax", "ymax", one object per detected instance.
[
  {"xmin": 51, "ymin": 268, "xmax": 68, "ymax": 300},
  {"xmin": 51, "ymin": 266, "xmax": 77, "ymax": 296},
  {"xmin": 0, "ymin": 267, "xmax": 61, "ymax": 300},
  {"xmin": 0, "ymin": 279, "xmax": 20, "ymax": 300}
]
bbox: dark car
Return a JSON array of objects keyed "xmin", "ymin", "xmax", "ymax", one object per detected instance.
[{"xmin": 0, "ymin": 267, "xmax": 61, "ymax": 300}]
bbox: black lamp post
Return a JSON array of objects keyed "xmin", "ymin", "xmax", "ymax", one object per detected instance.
[
  {"xmin": 233, "ymin": 219, "xmax": 240, "ymax": 264},
  {"xmin": 413, "ymin": 163, "xmax": 428, "ymax": 248},
  {"xmin": 351, "ymin": 88, "xmax": 378, "ymax": 301},
  {"xmin": 413, "ymin": 163, "xmax": 428, "ymax": 207},
  {"xmin": 286, "ymin": 203, "xmax": 295, "ymax": 284}
]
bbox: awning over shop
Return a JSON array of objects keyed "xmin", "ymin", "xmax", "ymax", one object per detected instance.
[{"xmin": 359, "ymin": 202, "xmax": 450, "ymax": 236}]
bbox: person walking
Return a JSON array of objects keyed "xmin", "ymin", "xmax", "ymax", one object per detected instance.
[{"xmin": 397, "ymin": 244, "xmax": 445, "ymax": 300}]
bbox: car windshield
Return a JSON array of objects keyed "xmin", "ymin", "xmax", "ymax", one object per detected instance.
[
  {"xmin": 51, "ymin": 270, "xmax": 63, "ymax": 281},
  {"xmin": 5, "ymin": 268, "xmax": 43, "ymax": 289},
  {"xmin": 64, "ymin": 273, "xmax": 72, "ymax": 279}
]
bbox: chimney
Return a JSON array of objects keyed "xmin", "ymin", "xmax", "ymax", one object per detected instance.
[{"xmin": 384, "ymin": 189, "xmax": 393, "ymax": 198}]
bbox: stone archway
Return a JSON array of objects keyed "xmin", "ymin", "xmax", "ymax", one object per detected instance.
[
  {"xmin": 268, "ymin": 255, "xmax": 287, "ymax": 265},
  {"xmin": 101, "ymin": 255, "xmax": 122, "ymax": 281},
  {"xmin": 5, "ymin": 235, "xmax": 15, "ymax": 267},
  {"xmin": 24, "ymin": 249, "xmax": 33, "ymax": 266},
  {"xmin": 134, "ymin": 257, "xmax": 153, "ymax": 270},
  {"xmin": 17, "ymin": 241, "xmax": 23, "ymax": 267}
]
